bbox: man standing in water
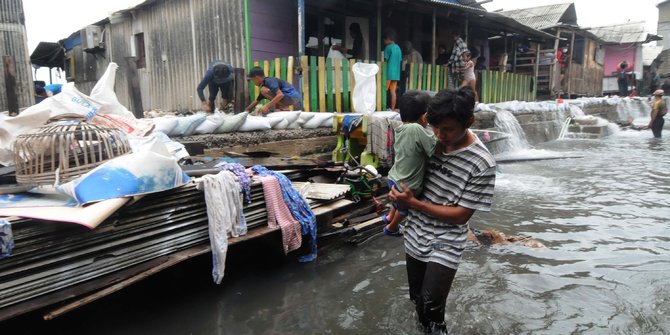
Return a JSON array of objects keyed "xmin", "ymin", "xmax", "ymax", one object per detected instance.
[
  {"xmin": 390, "ymin": 86, "xmax": 496, "ymax": 334},
  {"xmin": 649, "ymin": 89, "xmax": 666, "ymax": 138}
]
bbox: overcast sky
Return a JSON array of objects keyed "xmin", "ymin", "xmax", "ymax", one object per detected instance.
[{"xmin": 22, "ymin": 0, "xmax": 662, "ymax": 83}]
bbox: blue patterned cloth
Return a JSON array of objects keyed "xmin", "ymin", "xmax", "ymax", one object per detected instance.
[
  {"xmin": 251, "ymin": 165, "xmax": 317, "ymax": 262},
  {"xmin": 0, "ymin": 219, "xmax": 14, "ymax": 258},
  {"xmin": 342, "ymin": 115, "xmax": 362, "ymax": 138},
  {"xmin": 215, "ymin": 162, "xmax": 252, "ymax": 204}
]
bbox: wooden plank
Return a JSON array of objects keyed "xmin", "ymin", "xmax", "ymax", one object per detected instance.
[
  {"xmin": 233, "ymin": 68, "xmax": 246, "ymax": 114},
  {"xmin": 263, "ymin": 60, "xmax": 270, "ymax": 76},
  {"xmin": 349, "ymin": 60, "xmax": 356, "ymax": 112},
  {"xmin": 416, "ymin": 63, "xmax": 424, "ymax": 90},
  {"xmin": 410, "ymin": 63, "xmax": 417, "ymax": 90},
  {"xmin": 301, "ymin": 56, "xmax": 310, "ymax": 111},
  {"xmin": 422, "ymin": 63, "xmax": 428, "ymax": 90},
  {"xmin": 381, "ymin": 61, "xmax": 387, "ymax": 111},
  {"xmin": 252, "ymin": 61, "xmax": 260, "ymax": 101},
  {"xmin": 342, "ymin": 58, "xmax": 350, "ymax": 112},
  {"xmin": 426, "ymin": 64, "xmax": 432, "ymax": 91},
  {"xmin": 275, "ymin": 57, "xmax": 282, "ymax": 79},
  {"xmin": 376, "ymin": 61, "xmax": 382, "ymax": 110},
  {"xmin": 326, "ymin": 57, "xmax": 334, "ymax": 112},
  {"xmin": 286, "ymin": 56, "xmax": 294, "ymax": 85},
  {"xmin": 334, "ymin": 58, "xmax": 342, "ymax": 113},
  {"xmin": 310, "ymin": 56, "xmax": 318, "ymax": 112},
  {"xmin": 318, "ymin": 57, "xmax": 326, "ymax": 112},
  {"xmin": 481, "ymin": 71, "xmax": 488, "ymax": 103}
]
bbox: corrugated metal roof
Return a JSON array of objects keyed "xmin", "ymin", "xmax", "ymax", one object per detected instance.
[
  {"xmin": 500, "ymin": 2, "xmax": 577, "ymax": 30},
  {"xmin": 643, "ymin": 44, "xmax": 663, "ymax": 66},
  {"xmin": 588, "ymin": 21, "xmax": 662, "ymax": 44},
  {"xmin": 425, "ymin": 0, "xmax": 557, "ymax": 40}
]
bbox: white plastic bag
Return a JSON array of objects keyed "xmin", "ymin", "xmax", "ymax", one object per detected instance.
[
  {"xmin": 90, "ymin": 63, "xmax": 134, "ymax": 117},
  {"xmin": 352, "ymin": 63, "xmax": 379, "ymax": 113}
]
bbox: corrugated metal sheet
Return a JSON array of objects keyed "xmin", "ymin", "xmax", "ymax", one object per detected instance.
[
  {"xmin": 588, "ymin": 21, "xmax": 661, "ymax": 44},
  {"xmin": 138, "ymin": 0, "xmax": 246, "ymax": 112},
  {"xmin": 70, "ymin": 0, "xmax": 247, "ymax": 113},
  {"xmin": 500, "ymin": 3, "xmax": 577, "ymax": 31},
  {"xmin": 0, "ymin": 0, "xmax": 34, "ymax": 110},
  {"xmin": 425, "ymin": 0, "xmax": 557, "ymax": 40}
]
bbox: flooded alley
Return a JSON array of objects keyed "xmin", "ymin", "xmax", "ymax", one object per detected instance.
[{"xmin": 5, "ymin": 128, "xmax": 669, "ymax": 335}]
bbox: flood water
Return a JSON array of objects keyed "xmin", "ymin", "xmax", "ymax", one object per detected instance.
[{"xmin": 5, "ymin": 128, "xmax": 670, "ymax": 335}]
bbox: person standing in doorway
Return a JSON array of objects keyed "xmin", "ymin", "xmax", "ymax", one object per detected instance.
[
  {"xmin": 383, "ymin": 30, "xmax": 402, "ymax": 111},
  {"xmin": 435, "ymin": 44, "xmax": 450, "ymax": 66},
  {"xmin": 400, "ymin": 41, "xmax": 424, "ymax": 97},
  {"xmin": 649, "ymin": 89, "xmax": 666, "ymax": 138},
  {"xmin": 197, "ymin": 60, "xmax": 235, "ymax": 113},
  {"xmin": 390, "ymin": 86, "xmax": 496, "ymax": 334},
  {"xmin": 617, "ymin": 61, "xmax": 630, "ymax": 97},
  {"xmin": 333, "ymin": 22, "xmax": 367, "ymax": 61}
]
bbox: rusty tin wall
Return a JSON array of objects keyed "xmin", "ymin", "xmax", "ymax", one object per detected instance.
[{"xmin": 0, "ymin": 0, "xmax": 35, "ymax": 110}]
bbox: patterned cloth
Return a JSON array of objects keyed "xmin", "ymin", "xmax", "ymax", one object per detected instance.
[
  {"xmin": 251, "ymin": 165, "xmax": 317, "ymax": 262},
  {"xmin": 0, "ymin": 219, "xmax": 13, "ymax": 258},
  {"xmin": 215, "ymin": 162, "xmax": 252, "ymax": 204},
  {"xmin": 195, "ymin": 171, "xmax": 245, "ymax": 284},
  {"xmin": 448, "ymin": 37, "xmax": 469, "ymax": 69},
  {"xmin": 256, "ymin": 175, "xmax": 302, "ymax": 254},
  {"xmin": 365, "ymin": 114, "xmax": 403, "ymax": 166}
]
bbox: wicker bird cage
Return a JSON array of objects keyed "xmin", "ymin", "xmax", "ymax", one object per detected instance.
[{"xmin": 13, "ymin": 122, "xmax": 132, "ymax": 185}]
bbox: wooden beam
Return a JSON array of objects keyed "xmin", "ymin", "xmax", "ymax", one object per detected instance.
[
  {"xmin": 3, "ymin": 56, "xmax": 18, "ymax": 115},
  {"xmin": 567, "ymin": 30, "xmax": 576, "ymax": 98}
]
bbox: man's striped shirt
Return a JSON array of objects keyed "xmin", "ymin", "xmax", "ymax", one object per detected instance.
[{"xmin": 404, "ymin": 135, "xmax": 496, "ymax": 269}]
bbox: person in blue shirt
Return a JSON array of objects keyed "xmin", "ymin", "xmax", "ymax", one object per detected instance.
[
  {"xmin": 383, "ymin": 30, "xmax": 402, "ymax": 111},
  {"xmin": 197, "ymin": 60, "xmax": 235, "ymax": 112},
  {"xmin": 245, "ymin": 66, "xmax": 302, "ymax": 114}
]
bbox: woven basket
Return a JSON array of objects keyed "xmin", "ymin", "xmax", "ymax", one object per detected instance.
[{"xmin": 13, "ymin": 122, "xmax": 132, "ymax": 185}]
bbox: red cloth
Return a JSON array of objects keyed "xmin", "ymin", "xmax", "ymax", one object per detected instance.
[{"xmin": 256, "ymin": 175, "xmax": 302, "ymax": 253}]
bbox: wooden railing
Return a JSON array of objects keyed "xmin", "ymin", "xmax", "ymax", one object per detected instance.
[{"xmin": 251, "ymin": 56, "xmax": 535, "ymax": 111}]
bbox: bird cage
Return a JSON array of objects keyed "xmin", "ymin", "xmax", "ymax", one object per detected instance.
[{"xmin": 13, "ymin": 122, "xmax": 131, "ymax": 185}]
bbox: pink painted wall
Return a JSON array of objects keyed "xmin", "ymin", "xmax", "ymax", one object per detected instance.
[{"xmin": 603, "ymin": 43, "xmax": 636, "ymax": 77}]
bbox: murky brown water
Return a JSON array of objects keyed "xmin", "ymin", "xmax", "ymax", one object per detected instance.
[{"xmin": 5, "ymin": 129, "xmax": 670, "ymax": 334}]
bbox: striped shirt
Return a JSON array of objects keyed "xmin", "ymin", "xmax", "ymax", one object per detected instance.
[{"xmin": 404, "ymin": 133, "xmax": 496, "ymax": 269}]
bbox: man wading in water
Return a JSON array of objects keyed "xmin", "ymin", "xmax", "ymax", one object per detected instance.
[{"xmin": 390, "ymin": 86, "xmax": 496, "ymax": 334}]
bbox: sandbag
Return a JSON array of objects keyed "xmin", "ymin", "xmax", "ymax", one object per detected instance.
[
  {"xmin": 297, "ymin": 112, "xmax": 316, "ymax": 126},
  {"xmin": 271, "ymin": 118, "xmax": 290, "ymax": 130},
  {"xmin": 171, "ymin": 114, "xmax": 207, "ymax": 136},
  {"xmin": 303, "ymin": 112, "xmax": 333, "ymax": 128},
  {"xmin": 238, "ymin": 115, "xmax": 271, "ymax": 132},
  {"xmin": 194, "ymin": 113, "xmax": 225, "ymax": 134},
  {"xmin": 152, "ymin": 117, "xmax": 179, "ymax": 135},
  {"xmin": 214, "ymin": 112, "xmax": 248, "ymax": 133},
  {"xmin": 266, "ymin": 116, "xmax": 284, "ymax": 128},
  {"xmin": 266, "ymin": 111, "xmax": 301, "ymax": 124}
]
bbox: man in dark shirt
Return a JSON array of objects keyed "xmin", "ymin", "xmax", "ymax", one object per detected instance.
[
  {"xmin": 197, "ymin": 60, "xmax": 235, "ymax": 112},
  {"xmin": 245, "ymin": 66, "xmax": 302, "ymax": 114}
]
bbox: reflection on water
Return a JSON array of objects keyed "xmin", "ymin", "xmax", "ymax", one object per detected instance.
[{"xmin": 4, "ymin": 130, "xmax": 670, "ymax": 335}]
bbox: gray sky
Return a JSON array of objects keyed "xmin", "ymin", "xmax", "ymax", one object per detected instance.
[{"xmin": 22, "ymin": 0, "xmax": 662, "ymax": 82}]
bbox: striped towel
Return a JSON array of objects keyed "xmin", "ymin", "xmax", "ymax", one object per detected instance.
[{"xmin": 256, "ymin": 175, "xmax": 302, "ymax": 254}]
